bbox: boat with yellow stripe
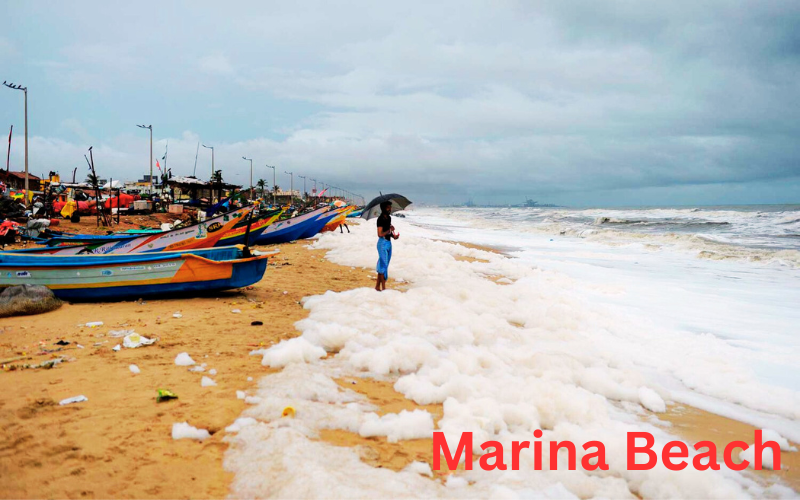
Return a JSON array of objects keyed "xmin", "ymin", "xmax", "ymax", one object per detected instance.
[
  {"xmin": 20, "ymin": 206, "xmax": 255, "ymax": 255},
  {"xmin": 320, "ymin": 206, "xmax": 356, "ymax": 232},
  {"xmin": 214, "ymin": 208, "xmax": 283, "ymax": 246},
  {"xmin": 0, "ymin": 245, "xmax": 269, "ymax": 301}
]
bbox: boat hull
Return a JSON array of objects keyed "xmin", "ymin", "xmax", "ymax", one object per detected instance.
[
  {"xmin": 253, "ymin": 207, "xmax": 329, "ymax": 245},
  {"xmin": 33, "ymin": 206, "xmax": 254, "ymax": 255},
  {"xmin": 296, "ymin": 210, "xmax": 343, "ymax": 239},
  {"xmin": 0, "ymin": 246, "xmax": 267, "ymax": 301}
]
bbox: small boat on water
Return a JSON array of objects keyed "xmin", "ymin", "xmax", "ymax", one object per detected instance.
[
  {"xmin": 0, "ymin": 245, "xmax": 269, "ymax": 301},
  {"xmin": 17, "ymin": 206, "xmax": 255, "ymax": 255}
]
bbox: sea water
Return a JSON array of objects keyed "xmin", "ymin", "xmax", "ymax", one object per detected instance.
[{"xmin": 224, "ymin": 205, "xmax": 799, "ymax": 498}]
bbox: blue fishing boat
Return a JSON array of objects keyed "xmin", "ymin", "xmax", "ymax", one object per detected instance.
[
  {"xmin": 0, "ymin": 245, "xmax": 269, "ymax": 301},
  {"xmin": 253, "ymin": 207, "xmax": 329, "ymax": 245},
  {"xmin": 295, "ymin": 209, "xmax": 343, "ymax": 239},
  {"xmin": 17, "ymin": 206, "xmax": 254, "ymax": 255}
]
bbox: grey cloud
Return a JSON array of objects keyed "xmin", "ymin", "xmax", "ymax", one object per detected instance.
[{"xmin": 2, "ymin": 0, "xmax": 798, "ymax": 205}]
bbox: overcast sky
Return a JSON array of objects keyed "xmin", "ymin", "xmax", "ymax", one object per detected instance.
[{"xmin": 1, "ymin": 0, "xmax": 798, "ymax": 206}]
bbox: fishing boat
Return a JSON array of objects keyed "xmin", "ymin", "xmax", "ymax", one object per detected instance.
[
  {"xmin": 320, "ymin": 206, "xmax": 355, "ymax": 232},
  {"xmin": 253, "ymin": 206, "xmax": 329, "ymax": 245},
  {"xmin": 0, "ymin": 245, "xmax": 269, "ymax": 301},
  {"xmin": 214, "ymin": 208, "xmax": 283, "ymax": 246},
  {"xmin": 346, "ymin": 208, "xmax": 363, "ymax": 218},
  {"xmin": 18, "ymin": 206, "xmax": 254, "ymax": 255},
  {"xmin": 297, "ymin": 207, "xmax": 348, "ymax": 238}
]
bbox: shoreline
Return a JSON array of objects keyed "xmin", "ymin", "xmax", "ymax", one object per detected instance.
[{"xmin": 1, "ymin": 229, "xmax": 797, "ymax": 497}]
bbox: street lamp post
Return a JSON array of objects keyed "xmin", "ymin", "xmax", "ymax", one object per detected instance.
[
  {"xmin": 242, "ymin": 156, "xmax": 253, "ymax": 200},
  {"xmin": 2, "ymin": 81, "xmax": 29, "ymax": 205},
  {"xmin": 284, "ymin": 171, "xmax": 293, "ymax": 205},
  {"xmin": 310, "ymin": 178, "xmax": 317, "ymax": 199},
  {"xmin": 266, "ymin": 165, "xmax": 276, "ymax": 205},
  {"xmin": 202, "ymin": 144, "xmax": 214, "ymax": 181},
  {"xmin": 136, "ymin": 124, "xmax": 153, "ymax": 194},
  {"xmin": 297, "ymin": 175, "xmax": 306, "ymax": 202}
]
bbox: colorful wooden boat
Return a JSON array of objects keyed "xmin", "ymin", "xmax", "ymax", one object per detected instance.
[
  {"xmin": 320, "ymin": 207, "xmax": 355, "ymax": 232},
  {"xmin": 253, "ymin": 207, "xmax": 330, "ymax": 245},
  {"xmin": 214, "ymin": 208, "xmax": 283, "ymax": 247},
  {"xmin": 346, "ymin": 209, "xmax": 363, "ymax": 218},
  {"xmin": 19, "ymin": 206, "xmax": 254, "ymax": 255},
  {"xmin": 0, "ymin": 245, "xmax": 268, "ymax": 301},
  {"xmin": 296, "ymin": 208, "xmax": 346, "ymax": 239}
]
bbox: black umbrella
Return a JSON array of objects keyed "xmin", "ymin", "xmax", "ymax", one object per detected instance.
[{"xmin": 360, "ymin": 193, "xmax": 413, "ymax": 220}]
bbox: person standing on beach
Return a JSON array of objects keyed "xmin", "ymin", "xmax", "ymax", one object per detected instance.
[{"xmin": 376, "ymin": 201, "xmax": 399, "ymax": 291}]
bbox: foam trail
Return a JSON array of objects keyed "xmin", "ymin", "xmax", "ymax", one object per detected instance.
[{"xmin": 224, "ymin": 217, "xmax": 797, "ymax": 498}]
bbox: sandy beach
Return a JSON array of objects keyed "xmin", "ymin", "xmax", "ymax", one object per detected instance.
[{"xmin": 0, "ymin": 218, "xmax": 796, "ymax": 498}]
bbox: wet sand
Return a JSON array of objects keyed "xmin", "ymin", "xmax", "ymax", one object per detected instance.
[{"xmin": 0, "ymin": 224, "xmax": 796, "ymax": 497}]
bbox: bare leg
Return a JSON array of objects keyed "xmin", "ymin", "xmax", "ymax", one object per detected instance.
[{"xmin": 375, "ymin": 273, "xmax": 385, "ymax": 291}]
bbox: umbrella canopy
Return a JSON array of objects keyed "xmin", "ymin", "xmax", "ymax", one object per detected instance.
[{"xmin": 361, "ymin": 193, "xmax": 412, "ymax": 220}]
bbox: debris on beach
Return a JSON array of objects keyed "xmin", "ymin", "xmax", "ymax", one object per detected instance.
[
  {"xmin": 171, "ymin": 422, "xmax": 210, "ymax": 441},
  {"xmin": 172, "ymin": 312, "xmax": 182, "ymax": 318},
  {"xmin": 208, "ymin": 368, "xmax": 217, "ymax": 375},
  {"xmin": 281, "ymin": 406, "xmax": 296, "ymax": 418},
  {"xmin": 108, "ymin": 329, "xmax": 133, "ymax": 338},
  {"xmin": 59, "ymin": 395, "xmax": 88, "ymax": 406},
  {"xmin": 156, "ymin": 389, "xmax": 178, "ymax": 402},
  {"xmin": 231, "ymin": 309, "xmax": 242, "ymax": 314},
  {"xmin": 84, "ymin": 321, "xmax": 104, "ymax": 328},
  {"xmin": 122, "ymin": 332, "xmax": 156, "ymax": 348},
  {"xmin": 129, "ymin": 364, "xmax": 140, "ymax": 374},
  {"xmin": 174, "ymin": 352, "xmax": 195, "ymax": 366},
  {"xmin": 201, "ymin": 376, "xmax": 217, "ymax": 387},
  {"xmin": 112, "ymin": 344, "xmax": 121, "ymax": 351}
]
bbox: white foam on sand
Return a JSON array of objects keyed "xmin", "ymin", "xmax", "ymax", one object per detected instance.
[
  {"xmin": 224, "ymin": 218, "xmax": 798, "ymax": 498},
  {"xmin": 174, "ymin": 352, "xmax": 195, "ymax": 366},
  {"xmin": 172, "ymin": 422, "xmax": 210, "ymax": 441}
]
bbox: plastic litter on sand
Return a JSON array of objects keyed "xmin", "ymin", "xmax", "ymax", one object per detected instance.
[{"xmin": 59, "ymin": 395, "xmax": 88, "ymax": 405}]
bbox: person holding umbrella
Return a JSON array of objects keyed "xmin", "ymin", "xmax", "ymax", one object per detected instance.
[
  {"xmin": 361, "ymin": 193, "xmax": 412, "ymax": 292},
  {"xmin": 375, "ymin": 201, "xmax": 399, "ymax": 291}
]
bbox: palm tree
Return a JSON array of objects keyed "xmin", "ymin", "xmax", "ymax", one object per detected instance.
[
  {"xmin": 85, "ymin": 173, "xmax": 98, "ymax": 187},
  {"xmin": 256, "ymin": 179, "xmax": 266, "ymax": 199}
]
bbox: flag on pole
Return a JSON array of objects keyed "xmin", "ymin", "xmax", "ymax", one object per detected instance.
[
  {"xmin": 317, "ymin": 188, "xmax": 328, "ymax": 197},
  {"xmin": 156, "ymin": 159, "xmax": 162, "ymax": 171}
]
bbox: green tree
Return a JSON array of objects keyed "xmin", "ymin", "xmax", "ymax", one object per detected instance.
[{"xmin": 256, "ymin": 179, "xmax": 266, "ymax": 199}]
